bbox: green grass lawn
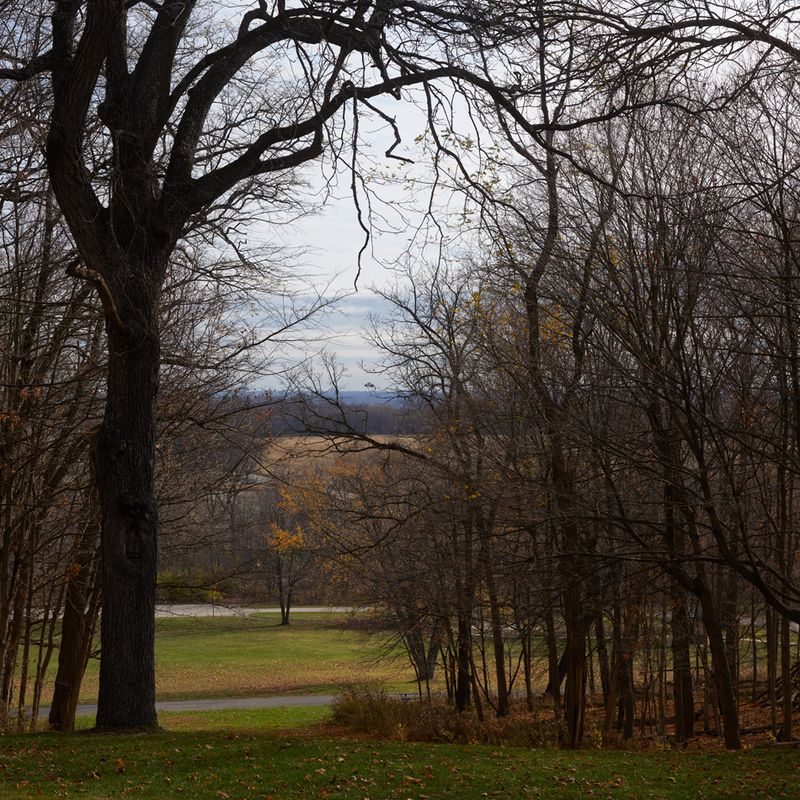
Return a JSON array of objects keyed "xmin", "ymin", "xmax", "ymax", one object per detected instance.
[
  {"xmin": 9, "ymin": 621, "xmax": 798, "ymax": 799},
  {"xmin": 67, "ymin": 613, "xmax": 416, "ymax": 704},
  {"xmin": 2, "ymin": 710, "xmax": 798, "ymax": 800},
  {"xmin": 72, "ymin": 705, "xmax": 333, "ymax": 733}
]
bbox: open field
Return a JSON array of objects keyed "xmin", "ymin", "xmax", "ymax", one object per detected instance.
[
  {"xmin": 62, "ymin": 613, "xmax": 416, "ymax": 705},
  {"xmin": 33, "ymin": 609, "xmax": 792, "ymax": 712},
  {"xmin": 262, "ymin": 434, "xmax": 420, "ymax": 467},
  {"xmin": 2, "ymin": 710, "xmax": 798, "ymax": 800}
]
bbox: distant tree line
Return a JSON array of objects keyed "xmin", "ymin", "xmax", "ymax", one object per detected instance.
[{"xmin": 263, "ymin": 396, "xmax": 427, "ymax": 436}]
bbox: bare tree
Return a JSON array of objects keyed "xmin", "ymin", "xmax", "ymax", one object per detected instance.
[{"xmin": 0, "ymin": 0, "xmax": 547, "ymax": 729}]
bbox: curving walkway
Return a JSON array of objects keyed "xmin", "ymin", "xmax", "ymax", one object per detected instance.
[{"xmin": 38, "ymin": 693, "xmax": 336, "ymax": 719}]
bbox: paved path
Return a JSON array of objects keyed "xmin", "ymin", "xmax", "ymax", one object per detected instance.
[
  {"xmin": 38, "ymin": 693, "xmax": 336, "ymax": 719},
  {"xmin": 155, "ymin": 604, "xmax": 359, "ymax": 618}
]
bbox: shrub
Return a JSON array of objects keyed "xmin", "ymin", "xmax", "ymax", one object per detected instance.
[{"xmin": 331, "ymin": 685, "xmax": 560, "ymax": 747}]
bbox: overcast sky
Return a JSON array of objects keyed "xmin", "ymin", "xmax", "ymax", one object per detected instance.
[
  {"xmin": 253, "ymin": 94, "xmax": 482, "ymax": 392},
  {"xmin": 271, "ymin": 192, "xmax": 413, "ymax": 391}
]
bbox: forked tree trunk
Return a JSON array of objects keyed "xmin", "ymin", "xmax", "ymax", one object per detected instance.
[
  {"xmin": 480, "ymin": 530, "xmax": 509, "ymax": 716},
  {"xmin": 407, "ymin": 626, "xmax": 441, "ymax": 683},
  {"xmin": 698, "ymin": 587, "xmax": 740, "ymax": 749},
  {"xmin": 544, "ymin": 605, "xmax": 561, "ymax": 719},
  {"xmin": 425, "ymin": 627, "xmax": 441, "ymax": 682}
]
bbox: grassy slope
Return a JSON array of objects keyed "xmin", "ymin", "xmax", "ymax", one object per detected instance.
[{"xmin": 2, "ymin": 711, "xmax": 798, "ymax": 800}]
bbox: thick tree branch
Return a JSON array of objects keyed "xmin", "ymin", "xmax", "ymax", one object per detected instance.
[
  {"xmin": 0, "ymin": 50, "xmax": 53, "ymax": 81},
  {"xmin": 66, "ymin": 259, "xmax": 129, "ymax": 336},
  {"xmin": 164, "ymin": 9, "xmax": 386, "ymax": 190}
]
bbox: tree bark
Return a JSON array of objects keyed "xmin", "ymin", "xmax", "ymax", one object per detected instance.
[
  {"xmin": 479, "ymin": 527, "xmax": 509, "ymax": 716},
  {"xmin": 780, "ymin": 614, "xmax": 793, "ymax": 741},
  {"xmin": 544, "ymin": 604, "xmax": 561, "ymax": 719},
  {"xmin": 454, "ymin": 610, "xmax": 472, "ymax": 712},
  {"xmin": 562, "ymin": 589, "xmax": 586, "ymax": 747},
  {"xmin": 722, "ymin": 564, "xmax": 739, "ymax": 701},
  {"xmin": 94, "ymin": 269, "xmax": 162, "ymax": 731},
  {"xmin": 698, "ymin": 586, "xmax": 741, "ymax": 749},
  {"xmin": 671, "ymin": 585, "xmax": 695, "ymax": 742},
  {"xmin": 49, "ymin": 539, "xmax": 100, "ymax": 731},
  {"xmin": 595, "ymin": 611, "xmax": 610, "ymax": 705}
]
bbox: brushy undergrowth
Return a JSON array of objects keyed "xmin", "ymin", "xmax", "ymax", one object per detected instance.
[{"xmin": 331, "ymin": 685, "xmax": 561, "ymax": 747}]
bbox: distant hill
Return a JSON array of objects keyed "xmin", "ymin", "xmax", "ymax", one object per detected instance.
[
  {"xmin": 227, "ymin": 388, "xmax": 428, "ymax": 436},
  {"xmin": 330, "ymin": 390, "xmax": 407, "ymax": 407},
  {"xmin": 235, "ymin": 388, "xmax": 407, "ymax": 407}
]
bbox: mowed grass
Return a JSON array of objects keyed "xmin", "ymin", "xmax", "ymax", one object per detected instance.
[
  {"xmin": 12, "ymin": 611, "xmax": 794, "ymax": 800},
  {"xmin": 68, "ymin": 613, "xmax": 415, "ymax": 704},
  {"xmin": 72, "ymin": 705, "xmax": 333, "ymax": 733},
  {"xmin": 2, "ymin": 716, "xmax": 798, "ymax": 800}
]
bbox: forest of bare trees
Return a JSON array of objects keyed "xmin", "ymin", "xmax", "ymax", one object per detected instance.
[
  {"xmin": 293, "ymin": 64, "xmax": 800, "ymax": 750},
  {"xmin": 1, "ymin": 0, "xmax": 800, "ymax": 754}
]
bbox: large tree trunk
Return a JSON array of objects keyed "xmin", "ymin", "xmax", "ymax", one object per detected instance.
[
  {"xmin": 94, "ymin": 270, "xmax": 161, "ymax": 731},
  {"xmin": 603, "ymin": 598, "xmax": 622, "ymax": 741}
]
